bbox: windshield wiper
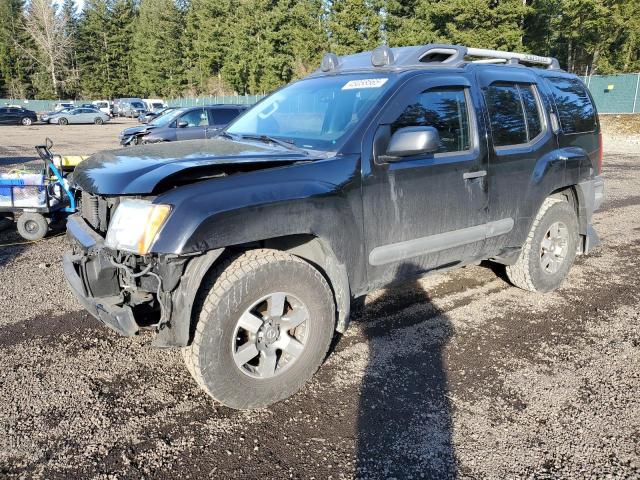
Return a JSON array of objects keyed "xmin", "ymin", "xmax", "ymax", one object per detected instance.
[
  {"xmin": 237, "ymin": 134, "xmax": 308, "ymax": 155},
  {"xmin": 216, "ymin": 130, "xmax": 237, "ymax": 141}
]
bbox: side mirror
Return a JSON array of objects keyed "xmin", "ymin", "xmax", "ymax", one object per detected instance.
[
  {"xmin": 177, "ymin": 120, "xmax": 188, "ymax": 128},
  {"xmin": 386, "ymin": 126, "xmax": 440, "ymax": 158}
]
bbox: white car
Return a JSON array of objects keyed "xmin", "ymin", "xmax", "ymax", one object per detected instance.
[
  {"xmin": 143, "ymin": 98, "xmax": 168, "ymax": 112},
  {"xmin": 92, "ymin": 100, "xmax": 112, "ymax": 116},
  {"xmin": 54, "ymin": 102, "xmax": 74, "ymax": 111}
]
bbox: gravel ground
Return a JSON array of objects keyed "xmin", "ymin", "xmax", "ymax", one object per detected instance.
[{"xmin": 0, "ymin": 120, "xmax": 639, "ymax": 479}]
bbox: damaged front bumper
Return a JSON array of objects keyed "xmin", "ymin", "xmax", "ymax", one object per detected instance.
[{"xmin": 63, "ymin": 214, "xmax": 198, "ymax": 346}]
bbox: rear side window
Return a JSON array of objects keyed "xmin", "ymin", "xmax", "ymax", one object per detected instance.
[
  {"xmin": 519, "ymin": 86, "xmax": 542, "ymax": 139},
  {"xmin": 546, "ymin": 77, "xmax": 596, "ymax": 134},
  {"xmin": 485, "ymin": 83, "xmax": 544, "ymax": 147},
  {"xmin": 211, "ymin": 108, "xmax": 240, "ymax": 125},
  {"xmin": 391, "ymin": 87, "xmax": 471, "ymax": 153}
]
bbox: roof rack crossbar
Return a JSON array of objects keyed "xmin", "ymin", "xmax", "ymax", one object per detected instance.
[
  {"xmin": 465, "ymin": 47, "xmax": 560, "ymax": 69},
  {"xmin": 313, "ymin": 44, "xmax": 562, "ymax": 75}
]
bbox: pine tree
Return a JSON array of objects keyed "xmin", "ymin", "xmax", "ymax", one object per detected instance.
[
  {"xmin": 108, "ymin": 0, "xmax": 136, "ymax": 97},
  {"xmin": 77, "ymin": 0, "xmax": 112, "ymax": 97},
  {"xmin": 221, "ymin": 0, "xmax": 327, "ymax": 94},
  {"xmin": 327, "ymin": 0, "xmax": 382, "ymax": 55},
  {"xmin": 181, "ymin": 0, "xmax": 233, "ymax": 95},
  {"xmin": 131, "ymin": 0, "xmax": 184, "ymax": 96},
  {"xmin": 0, "ymin": 0, "xmax": 32, "ymax": 98},
  {"xmin": 60, "ymin": 0, "xmax": 79, "ymax": 97}
]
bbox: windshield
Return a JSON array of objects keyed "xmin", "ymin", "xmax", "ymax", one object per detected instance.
[
  {"xmin": 227, "ymin": 73, "xmax": 394, "ymax": 151},
  {"xmin": 131, "ymin": 102, "xmax": 144, "ymax": 109},
  {"xmin": 149, "ymin": 108, "xmax": 182, "ymax": 127}
]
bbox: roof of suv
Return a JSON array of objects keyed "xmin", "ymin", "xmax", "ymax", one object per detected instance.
[{"xmin": 310, "ymin": 44, "xmax": 561, "ymax": 77}]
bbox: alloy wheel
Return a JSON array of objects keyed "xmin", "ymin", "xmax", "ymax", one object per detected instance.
[
  {"xmin": 540, "ymin": 221, "xmax": 569, "ymax": 274},
  {"xmin": 232, "ymin": 292, "xmax": 309, "ymax": 379}
]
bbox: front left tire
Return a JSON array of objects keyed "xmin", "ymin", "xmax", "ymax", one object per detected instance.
[
  {"xmin": 183, "ymin": 249, "xmax": 336, "ymax": 409},
  {"xmin": 21, "ymin": 117, "xmax": 32, "ymax": 126},
  {"xmin": 95, "ymin": 117, "xmax": 104, "ymax": 125}
]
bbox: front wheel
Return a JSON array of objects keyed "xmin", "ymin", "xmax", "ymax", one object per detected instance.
[
  {"xmin": 17, "ymin": 213, "xmax": 48, "ymax": 241},
  {"xmin": 21, "ymin": 117, "xmax": 32, "ymax": 126},
  {"xmin": 183, "ymin": 249, "xmax": 335, "ymax": 409},
  {"xmin": 58, "ymin": 117, "xmax": 68, "ymax": 126},
  {"xmin": 506, "ymin": 197, "xmax": 579, "ymax": 292},
  {"xmin": 94, "ymin": 117, "xmax": 103, "ymax": 125}
]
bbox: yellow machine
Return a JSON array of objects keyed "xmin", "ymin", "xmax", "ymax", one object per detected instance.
[{"xmin": 51, "ymin": 154, "xmax": 89, "ymax": 172}]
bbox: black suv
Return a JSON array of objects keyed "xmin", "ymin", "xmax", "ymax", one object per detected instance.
[
  {"xmin": 119, "ymin": 105, "xmax": 247, "ymax": 146},
  {"xmin": 0, "ymin": 106, "xmax": 38, "ymax": 126},
  {"xmin": 63, "ymin": 44, "xmax": 604, "ymax": 409}
]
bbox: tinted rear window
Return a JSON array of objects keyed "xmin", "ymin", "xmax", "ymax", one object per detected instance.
[
  {"xmin": 485, "ymin": 84, "xmax": 527, "ymax": 146},
  {"xmin": 520, "ymin": 85, "xmax": 543, "ymax": 139},
  {"xmin": 546, "ymin": 77, "xmax": 596, "ymax": 134},
  {"xmin": 212, "ymin": 108, "xmax": 241, "ymax": 125}
]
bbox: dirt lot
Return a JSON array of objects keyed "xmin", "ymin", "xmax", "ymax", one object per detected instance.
[
  {"xmin": 0, "ymin": 118, "xmax": 137, "ymax": 169},
  {"xmin": 0, "ymin": 119, "xmax": 639, "ymax": 479}
]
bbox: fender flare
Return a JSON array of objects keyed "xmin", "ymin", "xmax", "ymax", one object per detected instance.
[{"xmin": 153, "ymin": 238, "xmax": 352, "ymax": 347}]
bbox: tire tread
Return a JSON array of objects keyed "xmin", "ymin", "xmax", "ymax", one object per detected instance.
[{"xmin": 506, "ymin": 197, "xmax": 563, "ymax": 292}]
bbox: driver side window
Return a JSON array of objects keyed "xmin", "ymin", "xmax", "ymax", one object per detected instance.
[
  {"xmin": 391, "ymin": 87, "xmax": 471, "ymax": 154},
  {"xmin": 180, "ymin": 108, "xmax": 208, "ymax": 127}
]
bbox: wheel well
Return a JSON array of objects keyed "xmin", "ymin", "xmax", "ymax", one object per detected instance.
[
  {"xmin": 215, "ymin": 234, "xmax": 351, "ymax": 333},
  {"xmin": 549, "ymin": 185, "xmax": 589, "ymax": 251},
  {"xmin": 550, "ymin": 185, "xmax": 578, "ymax": 212}
]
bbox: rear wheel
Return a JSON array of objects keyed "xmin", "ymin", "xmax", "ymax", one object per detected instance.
[
  {"xmin": 58, "ymin": 117, "xmax": 68, "ymax": 126},
  {"xmin": 94, "ymin": 117, "xmax": 103, "ymax": 125},
  {"xmin": 183, "ymin": 249, "xmax": 335, "ymax": 409},
  {"xmin": 506, "ymin": 197, "xmax": 578, "ymax": 292},
  {"xmin": 21, "ymin": 117, "xmax": 32, "ymax": 126},
  {"xmin": 16, "ymin": 213, "xmax": 48, "ymax": 241}
]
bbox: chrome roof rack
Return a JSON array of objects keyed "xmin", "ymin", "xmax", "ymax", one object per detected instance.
[{"xmin": 316, "ymin": 44, "xmax": 561, "ymax": 74}]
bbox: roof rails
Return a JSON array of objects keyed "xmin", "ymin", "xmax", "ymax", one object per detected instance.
[{"xmin": 317, "ymin": 44, "xmax": 561, "ymax": 74}]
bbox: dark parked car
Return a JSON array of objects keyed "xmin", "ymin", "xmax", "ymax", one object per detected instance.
[
  {"xmin": 119, "ymin": 105, "xmax": 246, "ymax": 145},
  {"xmin": 64, "ymin": 44, "xmax": 604, "ymax": 410},
  {"xmin": 0, "ymin": 106, "xmax": 38, "ymax": 126},
  {"xmin": 113, "ymin": 98, "xmax": 146, "ymax": 118}
]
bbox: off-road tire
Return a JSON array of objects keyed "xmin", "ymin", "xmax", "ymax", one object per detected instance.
[
  {"xmin": 58, "ymin": 117, "xmax": 68, "ymax": 126},
  {"xmin": 94, "ymin": 117, "xmax": 103, "ymax": 125},
  {"xmin": 16, "ymin": 212, "xmax": 48, "ymax": 241},
  {"xmin": 506, "ymin": 197, "xmax": 578, "ymax": 293},
  {"xmin": 21, "ymin": 117, "xmax": 32, "ymax": 126},
  {"xmin": 183, "ymin": 249, "xmax": 335, "ymax": 409}
]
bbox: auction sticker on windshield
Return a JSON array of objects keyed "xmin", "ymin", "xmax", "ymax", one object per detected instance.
[{"xmin": 342, "ymin": 78, "xmax": 388, "ymax": 90}]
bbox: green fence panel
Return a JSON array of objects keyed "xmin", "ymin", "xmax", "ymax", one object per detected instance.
[
  {"xmin": 0, "ymin": 99, "xmax": 64, "ymax": 112},
  {"xmin": 582, "ymin": 73, "xmax": 640, "ymax": 114},
  {"xmin": 4, "ymin": 76, "xmax": 640, "ymax": 115},
  {"xmin": 166, "ymin": 95, "xmax": 265, "ymax": 108}
]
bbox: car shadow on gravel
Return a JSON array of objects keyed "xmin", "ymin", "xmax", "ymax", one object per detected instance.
[{"xmin": 355, "ymin": 263, "xmax": 457, "ymax": 479}]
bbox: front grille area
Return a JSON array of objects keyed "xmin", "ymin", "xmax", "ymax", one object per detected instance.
[
  {"xmin": 81, "ymin": 191, "xmax": 99, "ymax": 229},
  {"xmin": 80, "ymin": 191, "xmax": 115, "ymax": 233}
]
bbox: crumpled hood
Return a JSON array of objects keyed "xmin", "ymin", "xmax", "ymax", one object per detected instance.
[
  {"xmin": 73, "ymin": 138, "xmax": 313, "ymax": 195},
  {"xmin": 120, "ymin": 124, "xmax": 155, "ymax": 137}
]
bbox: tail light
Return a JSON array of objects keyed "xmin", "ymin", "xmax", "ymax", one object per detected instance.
[{"xmin": 597, "ymin": 132, "xmax": 603, "ymax": 175}]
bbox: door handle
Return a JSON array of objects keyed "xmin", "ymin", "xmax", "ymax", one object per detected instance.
[{"xmin": 463, "ymin": 170, "xmax": 487, "ymax": 180}]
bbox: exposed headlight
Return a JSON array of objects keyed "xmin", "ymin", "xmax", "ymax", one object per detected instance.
[{"xmin": 105, "ymin": 199, "xmax": 171, "ymax": 255}]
